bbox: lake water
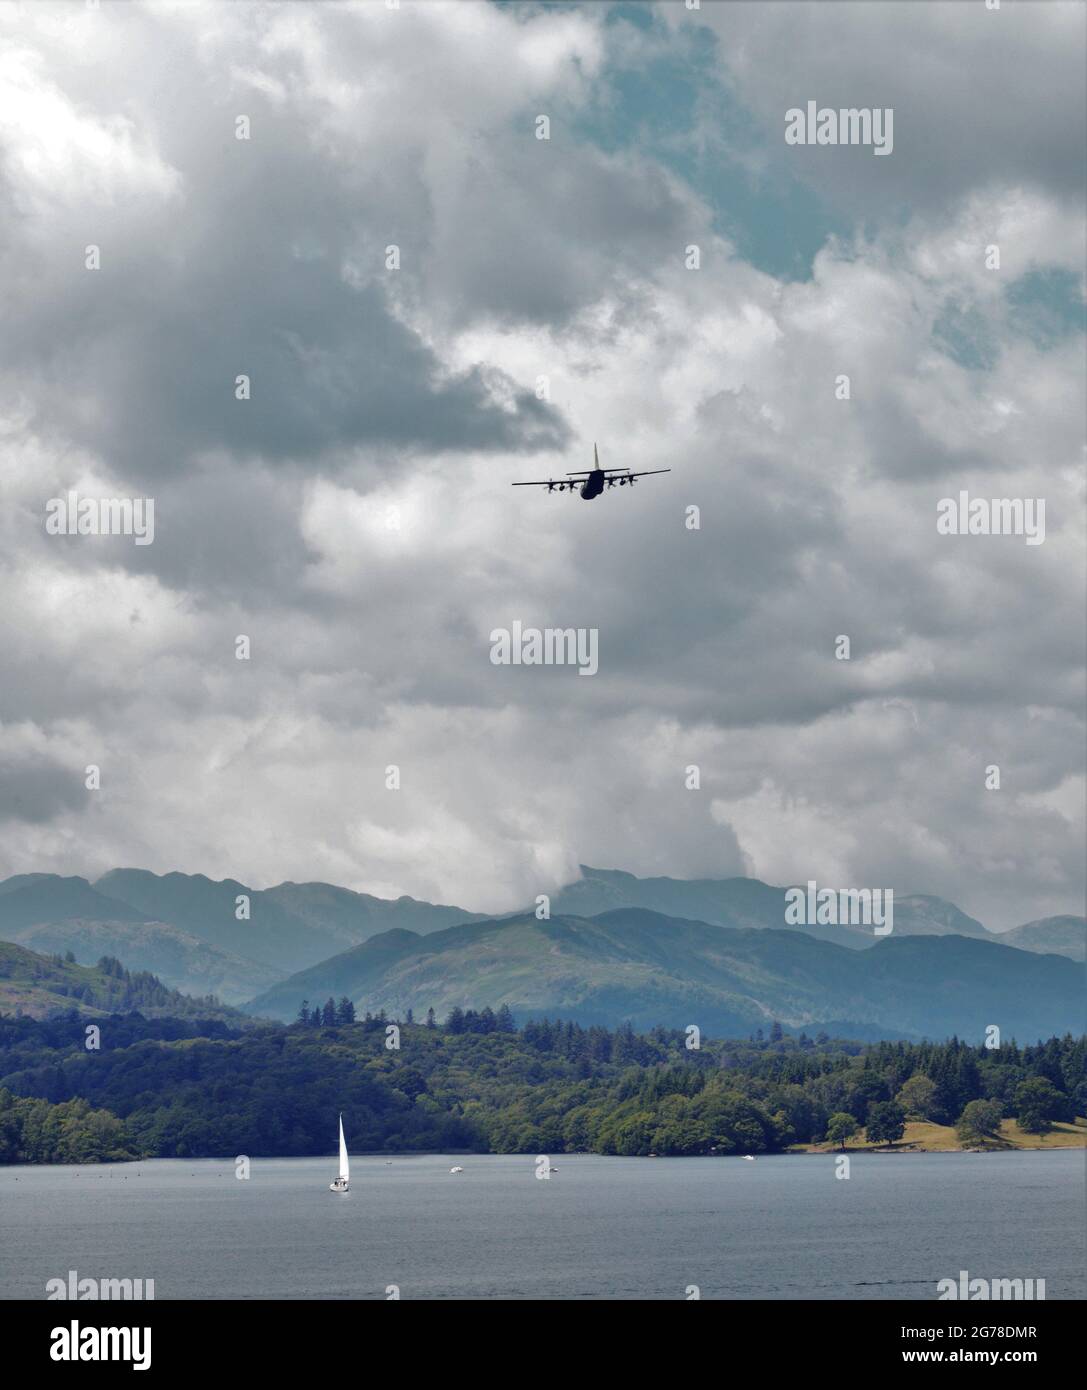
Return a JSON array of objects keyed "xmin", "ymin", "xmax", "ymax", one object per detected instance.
[{"xmin": 1, "ymin": 1151, "xmax": 1083, "ymax": 1300}]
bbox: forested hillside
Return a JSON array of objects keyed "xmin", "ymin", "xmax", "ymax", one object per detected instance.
[
  {"xmin": 0, "ymin": 1005, "xmax": 1082, "ymax": 1163},
  {"xmin": 0, "ymin": 942, "xmax": 246, "ymax": 1024}
]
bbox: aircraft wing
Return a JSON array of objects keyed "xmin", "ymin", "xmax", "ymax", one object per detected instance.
[
  {"xmin": 511, "ymin": 479, "xmax": 581, "ymax": 490},
  {"xmin": 512, "ymin": 467, "xmax": 670, "ymax": 488}
]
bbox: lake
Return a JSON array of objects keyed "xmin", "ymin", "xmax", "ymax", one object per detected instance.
[{"xmin": 2, "ymin": 1150, "xmax": 1083, "ymax": 1300}]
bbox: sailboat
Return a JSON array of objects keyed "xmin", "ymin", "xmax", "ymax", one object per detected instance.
[{"xmin": 330, "ymin": 1114, "xmax": 349, "ymax": 1193}]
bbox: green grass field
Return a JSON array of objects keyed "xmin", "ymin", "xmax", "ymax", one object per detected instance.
[{"xmin": 797, "ymin": 1117, "xmax": 1087, "ymax": 1154}]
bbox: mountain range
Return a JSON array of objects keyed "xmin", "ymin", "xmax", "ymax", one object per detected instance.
[
  {"xmin": 0, "ymin": 869, "xmax": 478, "ymax": 1003},
  {"xmin": 243, "ymin": 907, "xmax": 1085, "ymax": 1041},
  {"xmin": 0, "ymin": 865, "xmax": 1082, "ymax": 1039},
  {"xmin": 550, "ymin": 866, "xmax": 995, "ymax": 946}
]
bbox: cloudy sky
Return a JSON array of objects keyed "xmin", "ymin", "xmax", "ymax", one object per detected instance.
[{"xmin": 1, "ymin": 0, "xmax": 1083, "ymax": 928}]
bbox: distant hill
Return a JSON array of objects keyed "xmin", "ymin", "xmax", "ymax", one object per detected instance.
[
  {"xmin": 93, "ymin": 869, "xmax": 356, "ymax": 973},
  {"xmin": 994, "ymin": 916, "xmax": 1086, "ymax": 962},
  {"xmin": 0, "ymin": 870, "xmax": 482, "ymax": 1001},
  {"xmin": 0, "ymin": 875, "xmax": 277, "ymax": 1003},
  {"xmin": 244, "ymin": 907, "xmax": 1084, "ymax": 1041},
  {"xmin": 0, "ymin": 875, "xmax": 150, "ymax": 931},
  {"xmin": 6, "ymin": 919, "xmax": 280, "ymax": 1005},
  {"xmin": 93, "ymin": 869, "xmax": 479, "ymax": 973},
  {"xmin": 244, "ymin": 926, "xmax": 433, "ymax": 1022},
  {"xmin": 548, "ymin": 866, "xmax": 991, "ymax": 948},
  {"xmin": 260, "ymin": 879, "xmax": 478, "ymax": 940},
  {"xmin": 0, "ymin": 941, "xmax": 248, "ymax": 1023}
]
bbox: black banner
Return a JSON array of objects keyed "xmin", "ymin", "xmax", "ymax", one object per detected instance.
[{"xmin": 14, "ymin": 1297, "xmax": 1081, "ymax": 1376}]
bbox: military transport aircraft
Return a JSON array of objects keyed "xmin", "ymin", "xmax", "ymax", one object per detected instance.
[{"xmin": 512, "ymin": 444, "xmax": 670, "ymax": 500}]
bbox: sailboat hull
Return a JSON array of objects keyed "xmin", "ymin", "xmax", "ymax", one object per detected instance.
[{"xmin": 330, "ymin": 1178, "xmax": 349, "ymax": 1193}]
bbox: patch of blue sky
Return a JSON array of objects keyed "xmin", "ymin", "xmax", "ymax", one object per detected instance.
[
  {"xmin": 1005, "ymin": 268, "xmax": 1086, "ymax": 350},
  {"xmin": 561, "ymin": 2, "xmax": 852, "ymax": 281},
  {"xmin": 932, "ymin": 268, "xmax": 1086, "ymax": 371}
]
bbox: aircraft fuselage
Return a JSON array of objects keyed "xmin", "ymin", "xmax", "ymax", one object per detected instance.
[{"xmin": 580, "ymin": 470, "xmax": 605, "ymax": 499}]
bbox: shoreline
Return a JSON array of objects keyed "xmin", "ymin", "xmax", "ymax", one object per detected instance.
[
  {"xmin": 792, "ymin": 1117, "xmax": 1087, "ymax": 1155},
  {"xmin": 4, "ymin": 1143, "xmax": 1085, "ymax": 1169}
]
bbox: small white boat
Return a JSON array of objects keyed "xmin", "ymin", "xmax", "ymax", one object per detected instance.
[
  {"xmin": 330, "ymin": 1114, "xmax": 349, "ymax": 1192},
  {"xmin": 449, "ymin": 1165, "xmax": 464, "ymax": 1174},
  {"xmin": 744, "ymin": 1155, "xmax": 756, "ymax": 1161}
]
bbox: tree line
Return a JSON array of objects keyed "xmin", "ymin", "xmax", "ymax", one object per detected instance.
[{"xmin": 0, "ymin": 1007, "xmax": 1081, "ymax": 1163}]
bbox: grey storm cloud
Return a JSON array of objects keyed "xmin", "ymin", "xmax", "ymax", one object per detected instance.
[
  {"xmin": 0, "ymin": 1, "xmax": 699, "ymax": 484},
  {"xmin": 0, "ymin": 754, "xmax": 87, "ymax": 825},
  {"xmin": 2, "ymin": 90, "xmax": 567, "ymax": 480},
  {"xmin": 681, "ymin": 0, "xmax": 1087, "ymax": 218}
]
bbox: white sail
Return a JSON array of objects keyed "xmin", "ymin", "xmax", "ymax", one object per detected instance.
[{"xmin": 338, "ymin": 1113, "xmax": 349, "ymax": 1183}]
